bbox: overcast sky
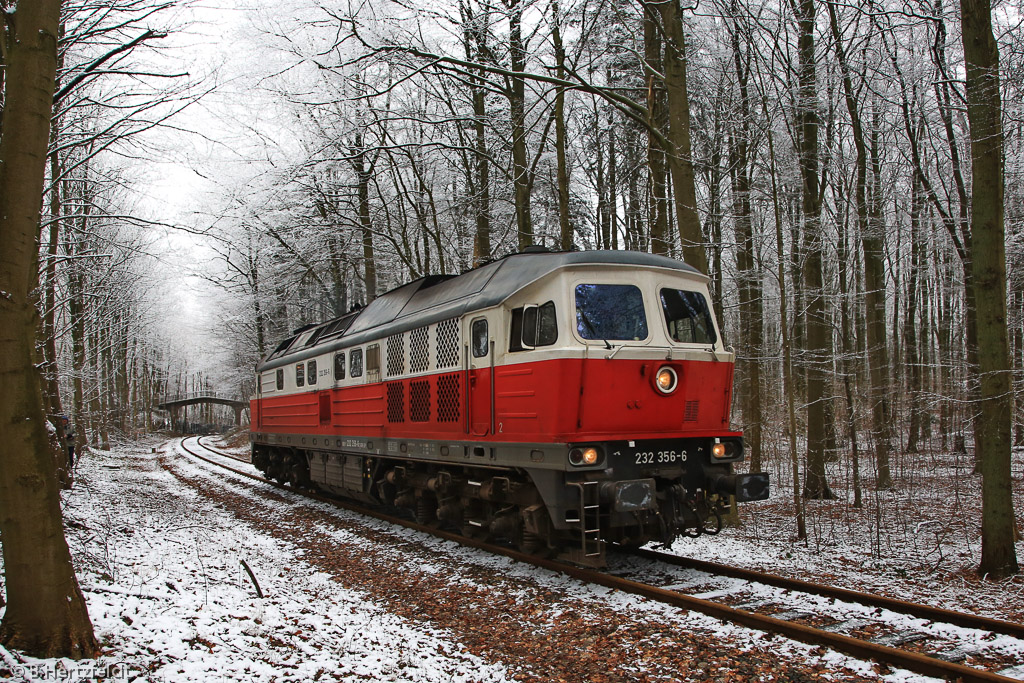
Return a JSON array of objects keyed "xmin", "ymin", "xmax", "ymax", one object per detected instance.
[{"xmin": 135, "ymin": 0, "xmax": 286, "ymax": 381}]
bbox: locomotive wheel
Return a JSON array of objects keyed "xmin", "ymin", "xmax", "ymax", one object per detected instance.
[
  {"xmin": 277, "ymin": 454, "xmax": 294, "ymax": 485},
  {"xmin": 516, "ymin": 529, "xmax": 543, "ymax": 555},
  {"xmin": 289, "ymin": 462, "xmax": 310, "ymax": 488},
  {"xmin": 415, "ymin": 495, "xmax": 438, "ymax": 526},
  {"xmin": 461, "ymin": 522, "xmax": 487, "ymax": 539}
]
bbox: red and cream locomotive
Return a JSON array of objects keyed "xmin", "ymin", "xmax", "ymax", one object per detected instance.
[{"xmin": 249, "ymin": 249, "xmax": 769, "ymax": 565}]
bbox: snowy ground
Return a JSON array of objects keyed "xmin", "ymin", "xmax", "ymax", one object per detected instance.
[
  {"xmin": 0, "ymin": 434, "xmax": 1017, "ymax": 682},
  {"xmin": 4, "ymin": 436, "xmax": 505, "ymax": 683},
  {"xmin": 700, "ymin": 445, "xmax": 1024, "ymax": 623}
]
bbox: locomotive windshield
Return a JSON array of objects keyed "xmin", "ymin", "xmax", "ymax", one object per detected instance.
[
  {"xmin": 575, "ymin": 284, "xmax": 649, "ymax": 341},
  {"xmin": 660, "ymin": 288, "xmax": 717, "ymax": 344}
]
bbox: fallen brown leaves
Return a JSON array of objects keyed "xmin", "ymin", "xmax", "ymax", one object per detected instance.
[{"xmin": 160, "ymin": 455, "xmax": 888, "ymax": 682}]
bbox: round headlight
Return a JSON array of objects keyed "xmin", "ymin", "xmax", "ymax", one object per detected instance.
[
  {"xmin": 655, "ymin": 366, "xmax": 678, "ymax": 394},
  {"xmin": 582, "ymin": 447, "xmax": 599, "ymax": 465},
  {"xmin": 712, "ymin": 442, "xmax": 727, "ymax": 458}
]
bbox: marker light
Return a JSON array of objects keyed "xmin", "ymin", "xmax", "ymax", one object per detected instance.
[
  {"xmin": 712, "ymin": 440, "xmax": 741, "ymax": 460},
  {"xmin": 655, "ymin": 366, "xmax": 678, "ymax": 394},
  {"xmin": 569, "ymin": 446, "xmax": 601, "ymax": 466}
]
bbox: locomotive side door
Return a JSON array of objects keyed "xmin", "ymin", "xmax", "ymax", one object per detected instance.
[{"xmin": 468, "ymin": 316, "xmax": 493, "ymax": 436}]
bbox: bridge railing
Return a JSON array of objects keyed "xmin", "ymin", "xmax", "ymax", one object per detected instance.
[{"xmin": 160, "ymin": 392, "xmax": 244, "ymax": 404}]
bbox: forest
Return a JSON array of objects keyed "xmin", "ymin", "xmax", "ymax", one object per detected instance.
[{"xmin": 0, "ymin": 0, "xmax": 1022, "ymax": 657}]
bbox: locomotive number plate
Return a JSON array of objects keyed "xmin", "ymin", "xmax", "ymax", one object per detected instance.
[
  {"xmin": 632, "ymin": 450, "xmax": 687, "ymax": 465},
  {"xmin": 610, "ymin": 440, "xmax": 689, "ymax": 467}
]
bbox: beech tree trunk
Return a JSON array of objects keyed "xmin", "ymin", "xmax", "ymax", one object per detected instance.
[
  {"xmin": 352, "ymin": 134, "xmax": 377, "ymax": 302},
  {"xmin": 728, "ymin": 11, "xmax": 762, "ymax": 472},
  {"xmin": 793, "ymin": 0, "xmax": 833, "ymax": 499},
  {"xmin": 552, "ymin": 0, "xmax": 572, "ymax": 250},
  {"xmin": 960, "ymin": 0, "xmax": 1019, "ymax": 577},
  {"xmin": 506, "ymin": 0, "xmax": 532, "ymax": 250},
  {"xmin": 643, "ymin": 11, "xmax": 669, "ymax": 255},
  {"xmin": 0, "ymin": 0, "xmax": 99, "ymax": 657},
  {"xmin": 659, "ymin": 0, "xmax": 706, "ymax": 272}
]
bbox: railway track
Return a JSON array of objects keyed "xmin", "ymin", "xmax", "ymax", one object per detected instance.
[
  {"xmin": 177, "ymin": 435, "xmax": 1024, "ymax": 683},
  {"xmin": 189, "ymin": 437, "xmax": 252, "ymax": 465}
]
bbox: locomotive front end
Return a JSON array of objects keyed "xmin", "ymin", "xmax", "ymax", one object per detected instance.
[
  {"xmin": 541, "ymin": 263, "xmax": 771, "ymax": 554},
  {"xmin": 561, "ymin": 435, "xmax": 770, "ymax": 551}
]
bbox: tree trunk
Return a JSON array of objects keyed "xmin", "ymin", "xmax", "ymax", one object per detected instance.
[
  {"xmin": 39, "ymin": 17, "xmax": 66, "ymax": 431},
  {"xmin": 960, "ymin": 0, "xmax": 1018, "ymax": 577},
  {"xmin": 643, "ymin": 12, "xmax": 669, "ymax": 255},
  {"xmin": 906, "ymin": 170, "xmax": 926, "ymax": 453},
  {"xmin": 764, "ymin": 98, "xmax": 806, "ymax": 539},
  {"xmin": 507, "ymin": 0, "xmax": 532, "ymax": 250},
  {"xmin": 837, "ymin": 205, "xmax": 863, "ymax": 508},
  {"xmin": 70, "ymin": 260, "xmax": 87, "ymax": 452},
  {"xmin": 728, "ymin": 12, "xmax": 762, "ymax": 472},
  {"xmin": 659, "ymin": 0, "xmax": 706, "ymax": 272},
  {"xmin": 866, "ymin": 107, "xmax": 895, "ymax": 487},
  {"xmin": 473, "ymin": 75, "xmax": 491, "ymax": 263},
  {"xmin": 828, "ymin": 5, "xmax": 894, "ymax": 487},
  {"xmin": 0, "ymin": 0, "xmax": 99, "ymax": 657},
  {"xmin": 41, "ymin": 144, "xmax": 64, "ymax": 422},
  {"xmin": 793, "ymin": 0, "xmax": 833, "ymax": 499},
  {"xmin": 594, "ymin": 105, "xmax": 608, "ymax": 250},
  {"xmin": 608, "ymin": 104, "xmax": 619, "ymax": 251},
  {"xmin": 353, "ymin": 136, "xmax": 377, "ymax": 302},
  {"xmin": 552, "ymin": 0, "xmax": 572, "ymax": 250}
]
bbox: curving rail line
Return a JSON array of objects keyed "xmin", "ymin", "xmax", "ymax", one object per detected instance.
[
  {"xmin": 625, "ymin": 546, "xmax": 1024, "ymax": 640},
  {"xmin": 177, "ymin": 436, "xmax": 1024, "ymax": 683}
]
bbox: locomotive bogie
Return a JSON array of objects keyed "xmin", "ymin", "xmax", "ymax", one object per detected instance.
[{"xmin": 250, "ymin": 250, "xmax": 770, "ymax": 565}]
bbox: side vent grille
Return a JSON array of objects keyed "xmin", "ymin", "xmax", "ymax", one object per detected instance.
[
  {"xmin": 436, "ymin": 318, "xmax": 460, "ymax": 369},
  {"xmin": 410, "ymin": 380, "xmax": 430, "ymax": 422},
  {"xmin": 410, "ymin": 327, "xmax": 429, "ymax": 374},
  {"xmin": 387, "ymin": 333, "xmax": 405, "ymax": 377},
  {"xmin": 437, "ymin": 373, "xmax": 461, "ymax": 423},
  {"xmin": 387, "ymin": 383, "xmax": 405, "ymax": 423},
  {"xmin": 683, "ymin": 400, "xmax": 700, "ymax": 422}
]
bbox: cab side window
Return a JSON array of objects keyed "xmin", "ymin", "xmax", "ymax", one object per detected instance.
[
  {"xmin": 510, "ymin": 301, "xmax": 557, "ymax": 352},
  {"xmin": 296, "ymin": 363, "xmax": 305, "ymax": 387},
  {"xmin": 472, "ymin": 319, "xmax": 489, "ymax": 358},
  {"xmin": 660, "ymin": 288, "xmax": 718, "ymax": 344},
  {"xmin": 366, "ymin": 344, "xmax": 381, "ymax": 381},
  {"xmin": 275, "ymin": 369, "xmax": 284, "ymax": 391},
  {"xmin": 350, "ymin": 348, "xmax": 363, "ymax": 378},
  {"xmin": 334, "ymin": 352, "xmax": 346, "ymax": 380},
  {"xmin": 307, "ymin": 359, "xmax": 317, "ymax": 386}
]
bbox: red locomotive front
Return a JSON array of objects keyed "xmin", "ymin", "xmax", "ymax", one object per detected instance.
[{"xmin": 250, "ymin": 250, "xmax": 769, "ymax": 565}]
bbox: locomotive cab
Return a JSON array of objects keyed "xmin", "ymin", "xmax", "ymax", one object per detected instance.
[{"xmin": 479, "ymin": 263, "xmax": 769, "ymax": 558}]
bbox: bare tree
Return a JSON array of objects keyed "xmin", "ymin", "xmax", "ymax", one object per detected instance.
[
  {"xmin": 960, "ymin": 0, "xmax": 1018, "ymax": 577},
  {"xmin": 0, "ymin": 0, "xmax": 98, "ymax": 657}
]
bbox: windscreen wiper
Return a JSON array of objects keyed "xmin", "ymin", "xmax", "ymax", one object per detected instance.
[{"xmin": 578, "ymin": 310, "xmax": 612, "ymax": 350}]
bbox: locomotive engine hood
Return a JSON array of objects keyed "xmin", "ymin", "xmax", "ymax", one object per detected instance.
[{"xmin": 257, "ymin": 250, "xmax": 707, "ymax": 372}]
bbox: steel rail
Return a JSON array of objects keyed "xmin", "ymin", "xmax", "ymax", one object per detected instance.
[
  {"xmin": 193, "ymin": 436, "xmax": 251, "ymax": 464},
  {"xmin": 626, "ymin": 546, "xmax": 1024, "ymax": 640},
  {"xmin": 174, "ymin": 437, "xmax": 1021, "ymax": 683}
]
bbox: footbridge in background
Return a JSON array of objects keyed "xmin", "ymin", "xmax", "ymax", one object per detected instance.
[{"xmin": 157, "ymin": 392, "xmax": 249, "ymax": 426}]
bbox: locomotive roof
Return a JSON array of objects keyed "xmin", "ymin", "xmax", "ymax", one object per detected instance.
[{"xmin": 257, "ymin": 249, "xmax": 703, "ymax": 371}]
